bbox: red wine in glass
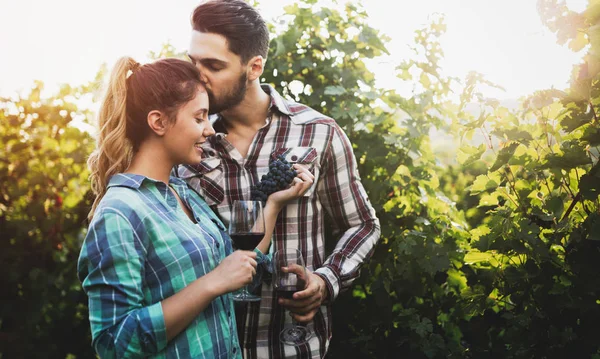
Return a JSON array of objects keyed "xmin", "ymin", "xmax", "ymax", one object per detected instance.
[
  {"xmin": 230, "ymin": 233, "xmax": 264, "ymax": 251},
  {"xmin": 273, "ymin": 249, "xmax": 313, "ymax": 345},
  {"xmin": 228, "ymin": 200, "xmax": 265, "ymax": 302},
  {"xmin": 275, "ymin": 285, "xmax": 301, "ymax": 300}
]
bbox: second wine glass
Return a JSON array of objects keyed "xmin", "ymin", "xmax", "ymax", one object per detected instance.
[
  {"xmin": 273, "ymin": 248, "xmax": 313, "ymax": 346},
  {"xmin": 228, "ymin": 200, "xmax": 265, "ymax": 302}
]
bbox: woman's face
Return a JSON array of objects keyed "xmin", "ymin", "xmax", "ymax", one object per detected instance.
[{"xmin": 163, "ymin": 87, "xmax": 214, "ymax": 165}]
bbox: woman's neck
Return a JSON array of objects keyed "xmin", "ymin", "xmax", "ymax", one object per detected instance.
[{"xmin": 126, "ymin": 142, "xmax": 174, "ymax": 184}]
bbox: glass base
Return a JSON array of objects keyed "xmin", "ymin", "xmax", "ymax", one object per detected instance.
[
  {"xmin": 280, "ymin": 324, "xmax": 312, "ymax": 346},
  {"xmin": 231, "ymin": 290, "xmax": 261, "ymax": 302}
]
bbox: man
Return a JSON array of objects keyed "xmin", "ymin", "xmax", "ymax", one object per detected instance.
[{"xmin": 177, "ymin": 0, "xmax": 380, "ymax": 357}]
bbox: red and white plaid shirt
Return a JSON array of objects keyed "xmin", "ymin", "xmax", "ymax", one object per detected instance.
[{"xmin": 176, "ymin": 85, "xmax": 380, "ymax": 359}]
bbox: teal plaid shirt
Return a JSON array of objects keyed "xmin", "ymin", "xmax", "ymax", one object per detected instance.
[{"xmin": 78, "ymin": 173, "xmax": 242, "ymax": 358}]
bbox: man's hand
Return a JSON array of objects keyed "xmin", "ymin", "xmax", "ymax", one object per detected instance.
[{"xmin": 278, "ymin": 265, "xmax": 328, "ymax": 323}]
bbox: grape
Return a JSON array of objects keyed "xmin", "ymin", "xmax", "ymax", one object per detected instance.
[{"xmin": 251, "ymin": 155, "xmax": 298, "ymax": 202}]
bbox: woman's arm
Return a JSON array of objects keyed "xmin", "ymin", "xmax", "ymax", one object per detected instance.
[
  {"xmin": 79, "ymin": 209, "xmax": 257, "ymax": 358},
  {"xmin": 162, "ymin": 250, "xmax": 256, "ymax": 340}
]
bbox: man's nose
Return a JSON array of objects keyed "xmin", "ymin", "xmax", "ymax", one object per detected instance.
[{"xmin": 198, "ymin": 69, "xmax": 208, "ymax": 84}]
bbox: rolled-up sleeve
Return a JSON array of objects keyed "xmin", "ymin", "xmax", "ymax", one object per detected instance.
[
  {"xmin": 315, "ymin": 124, "xmax": 381, "ymax": 301},
  {"xmin": 78, "ymin": 209, "xmax": 168, "ymax": 358}
]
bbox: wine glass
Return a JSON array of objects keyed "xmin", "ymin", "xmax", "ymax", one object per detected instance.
[
  {"xmin": 228, "ymin": 200, "xmax": 265, "ymax": 302},
  {"xmin": 273, "ymin": 248, "xmax": 313, "ymax": 345}
]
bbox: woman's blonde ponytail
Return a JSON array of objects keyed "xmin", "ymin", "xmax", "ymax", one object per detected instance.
[{"xmin": 87, "ymin": 57, "xmax": 138, "ymax": 219}]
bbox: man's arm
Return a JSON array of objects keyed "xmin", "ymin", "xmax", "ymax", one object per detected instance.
[
  {"xmin": 281, "ymin": 122, "xmax": 381, "ymax": 322},
  {"xmin": 313, "ymin": 122, "xmax": 381, "ymax": 301}
]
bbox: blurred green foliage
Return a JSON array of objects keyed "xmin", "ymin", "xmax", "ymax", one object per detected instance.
[{"xmin": 0, "ymin": 79, "xmax": 98, "ymax": 357}]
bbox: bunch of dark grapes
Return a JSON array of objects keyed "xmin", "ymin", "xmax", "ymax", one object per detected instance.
[{"xmin": 251, "ymin": 155, "xmax": 297, "ymax": 202}]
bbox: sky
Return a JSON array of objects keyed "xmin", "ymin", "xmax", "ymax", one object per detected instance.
[{"xmin": 0, "ymin": 0, "xmax": 589, "ymax": 100}]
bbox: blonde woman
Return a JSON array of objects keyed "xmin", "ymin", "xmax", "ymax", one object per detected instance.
[{"xmin": 78, "ymin": 57, "xmax": 313, "ymax": 358}]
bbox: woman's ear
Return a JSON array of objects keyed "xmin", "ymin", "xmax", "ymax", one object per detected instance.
[
  {"xmin": 247, "ymin": 55, "xmax": 265, "ymax": 81},
  {"xmin": 147, "ymin": 110, "xmax": 167, "ymax": 136}
]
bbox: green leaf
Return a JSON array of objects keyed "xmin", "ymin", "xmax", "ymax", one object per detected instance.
[
  {"xmin": 464, "ymin": 250, "xmax": 494, "ymax": 264},
  {"xmin": 588, "ymin": 215, "xmax": 600, "ymax": 241},
  {"xmin": 491, "ymin": 128, "xmax": 533, "ymax": 145},
  {"xmin": 273, "ymin": 36, "xmax": 286, "ymax": 58},
  {"xmin": 446, "ymin": 269, "xmax": 468, "ymax": 291},
  {"xmin": 546, "ymin": 195, "xmax": 565, "ymax": 217},
  {"xmin": 489, "ymin": 142, "xmax": 520, "ymax": 172},
  {"xmin": 470, "ymin": 225, "xmax": 491, "ymax": 242},
  {"xmin": 560, "ymin": 108, "xmax": 593, "ymax": 131},
  {"xmin": 544, "ymin": 142, "xmax": 592, "ymax": 169},
  {"xmin": 324, "ymin": 85, "xmax": 346, "ymax": 95},
  {"xmin": 464, "ymin": 112, "xmax": 488, "ymax": 129},
  {"xmin": 411, "ymin": 317, "xmax": 433, "ymax": 337},
  {"xmin": 580, "ymin": 173, "xmax": 600, "ymax": 200},
  {"xmin": 581, "ymin": 126, "xmax": 600, "ymax": 146},
  {"xmin": 478, "ymin": 193, "xmax": 499, "ymax": 207},
  {"xmin": 569, "ymin": 31, "xmax": 589, "ymax": 51},
  {"xmin": 457, "ymin": 144, "xmax": 486, "ymax": 167},
  {"xmin": 470, "ymin": 172, "xmax": 502, "ymax": 195}
]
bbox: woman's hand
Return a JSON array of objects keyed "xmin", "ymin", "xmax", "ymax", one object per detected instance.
[
  {"xmin": 267, "ymin": 164, "xmax": 315, "ymax": 209},
  {"xmin": 209, "ymin": 250, "xmax": 257, "ymax": 293},
  {"xmin": 161, "ymin": 249, "xmax": 257, "ymax": 341},
  {"xmin": 254, "ymin": 164, "xmax": 315, "ymax": 255}
]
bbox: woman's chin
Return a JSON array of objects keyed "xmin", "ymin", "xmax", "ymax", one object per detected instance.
[{"xmin": 189, "ymin": 153, "xmax": 204, "ymax": 165}]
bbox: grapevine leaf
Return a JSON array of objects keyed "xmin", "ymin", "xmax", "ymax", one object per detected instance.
[{"xmin": 490, "ymin": 142, "xmax": 520, "ymax": 172}]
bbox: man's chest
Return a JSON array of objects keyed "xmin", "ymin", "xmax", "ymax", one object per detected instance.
[
  {"xmin": 182, "ymin": 124, "xmax": 329, "ymax": 209},
  {"xmin": 221, "ymin": 130, "xmax": 256, "ymax": 159}
]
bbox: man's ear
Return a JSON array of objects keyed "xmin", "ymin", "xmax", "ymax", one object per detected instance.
[
  {"xmin": 247, "ymin": 55, "xmax": 265, "ymax": 81},
  {"xmin": 147, "ymin": 110, "xmax": 168, "ymax": 136}
]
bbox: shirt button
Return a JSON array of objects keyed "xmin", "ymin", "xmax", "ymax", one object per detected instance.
[
  {"xmin": 291, "ymin": 155, "xmax": 298, "ymax": 161},
  {"xmin": 233, "ymin": 348, "xmax": 237, "ymax": 353}
]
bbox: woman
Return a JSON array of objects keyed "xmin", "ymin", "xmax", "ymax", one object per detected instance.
[{"xmin": 77, "ymin": 57, "xmax": 313, "ymax": 358}]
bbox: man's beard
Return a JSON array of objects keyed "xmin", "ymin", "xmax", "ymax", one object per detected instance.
[{"xmin": 208, "ymin": 72, "xmax": 248, "ymax": 115}]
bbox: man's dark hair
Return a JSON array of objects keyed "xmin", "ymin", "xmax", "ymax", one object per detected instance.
[{"xmin": 191, "ymin": 0, "xmax": 270, "ymax": 63}]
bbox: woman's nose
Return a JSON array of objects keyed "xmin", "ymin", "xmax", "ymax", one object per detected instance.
[{"xmin": 204, "ymin": 122, "xmax": 216, "ymax": 137}]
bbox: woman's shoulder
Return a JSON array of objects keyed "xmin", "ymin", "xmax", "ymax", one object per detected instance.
[{"xmin": 92, "ymin": 187, "xmax": 148, "ymax": 221}]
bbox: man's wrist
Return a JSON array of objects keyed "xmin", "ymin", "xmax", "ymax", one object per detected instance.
[{"xmin": 313, "ymin": 273, "xmax": 329, "ymax": 303}]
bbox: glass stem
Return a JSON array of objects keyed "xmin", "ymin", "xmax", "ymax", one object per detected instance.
[{"xmin": 289, "ymin": 313, "xmax": 304, "ymax": 335}]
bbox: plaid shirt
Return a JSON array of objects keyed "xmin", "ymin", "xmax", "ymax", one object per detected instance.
[
  {"xmin": 176, "ymin": 85, "xmax": 381, "ymax": 359},
  {"xmin": 78, "ymin": 174, "xmax": 241, "ymax": 358}
]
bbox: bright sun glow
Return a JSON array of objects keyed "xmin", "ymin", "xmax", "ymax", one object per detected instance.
[{"xmin": 0, "ymin": 0, "xmax": 590, "ymax": 101}]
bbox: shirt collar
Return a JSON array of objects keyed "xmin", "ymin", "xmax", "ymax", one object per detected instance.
[
  {"xmin": 262, "ymin": 84, "xmax": 292, "ymax": 116},
  {"xmin": 107, "ymin": 173, "xmax": 187, "ymax": 189}
]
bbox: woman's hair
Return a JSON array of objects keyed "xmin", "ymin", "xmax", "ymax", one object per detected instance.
[
  {"xmin": 87, "ymin": 57, "xmax": 203, "ymax": 219},
  {"xmin": 191, "ymin": 0, "xmax": 269, "ymax": 63}
]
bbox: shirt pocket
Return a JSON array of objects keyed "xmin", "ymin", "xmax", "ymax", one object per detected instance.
[
  {"xmin": 177, "ymin": 157, "xmax": 225, "ymax": 206},
  {"xmin": 271, "ymin": 147, "xmax": 319, "ymax": 197}
]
